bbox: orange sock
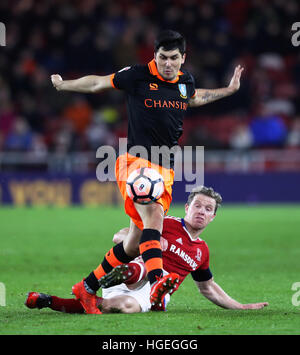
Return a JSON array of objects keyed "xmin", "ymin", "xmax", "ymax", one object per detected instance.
[
  {"xmin": 93, "ymin": 242, "xmax": 132, "ymax": 280},
  {"xmin": 93, "ymin": 264, "xmax": 106, "ymax": 280},
  {"xmin": 139, "ymin": 229, "xmax": 163, "ymax": 284}
]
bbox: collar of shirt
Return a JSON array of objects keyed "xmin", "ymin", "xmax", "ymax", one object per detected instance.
[
  {"xmin": 148, "ymin": 59, "xmax": 183, "ymax": 84},
  {"xmin": 181, "ymin": 218, "xmax": 203, "ymax": 242}
]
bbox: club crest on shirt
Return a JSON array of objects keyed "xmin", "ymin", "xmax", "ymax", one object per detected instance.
[
  {"xmin": 160, "ymin": 236, "xmax": 168, "ymax": 251},
  {"xmin": 195, "ymin": 248, "xmax": 202, "ymax": 262},
  {"xmin": 178, "ymin": 83, "xmax": 187, "ymax": 99}
]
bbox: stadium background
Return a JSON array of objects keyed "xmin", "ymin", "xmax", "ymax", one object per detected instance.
[{"xmin": 0, "ymin": 0, "xmax": 300, "ymax": 206}]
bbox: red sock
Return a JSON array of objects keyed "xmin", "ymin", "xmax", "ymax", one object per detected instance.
[
  {"xmin": 49, "ymin": 295, "xmax": 104, "ymax": 313},
  {"xmin": 50, "ymin": 296, "xmax": 85, "ymax": 313}
]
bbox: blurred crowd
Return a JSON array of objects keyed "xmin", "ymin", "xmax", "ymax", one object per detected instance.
[{"xmin": 1, "ymin": 0, "xmax": 300, "ymax": 160}]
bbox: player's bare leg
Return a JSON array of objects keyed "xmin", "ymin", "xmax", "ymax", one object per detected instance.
[
  {"xmin": 134, "ymin": 202, "xmax": 164, "ymax": 233},
  {"xmin": 121, "ymin": 219, "xmax": 143, "ymax": 257},
  {"xmin": 101, "ymin": 295, "xmax": 141, "ymax": 314}
]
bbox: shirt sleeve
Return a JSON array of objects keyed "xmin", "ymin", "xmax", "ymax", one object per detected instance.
[
  {"xmin": 191, "ymin": 242, "xmax": 212, "ymax": 281},
  {"xmin": 191, "ymin": 267, "xmax": 213, "ymax": 282},
  {"xmin": 111, "ymin": 65, "xmax": 138, "ymax": 93}
]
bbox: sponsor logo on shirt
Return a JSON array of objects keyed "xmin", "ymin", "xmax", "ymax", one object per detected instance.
[
  {"xmin": 169, "ymin": 244, "xmax": 199, "ymax": 270},
  {"xmin": 149, "ymin": 83, "xmax": 159, "ymax": 90},
  {"xmin": 144, "ymin": 99, "xmax": 188, "ymax": 110}
]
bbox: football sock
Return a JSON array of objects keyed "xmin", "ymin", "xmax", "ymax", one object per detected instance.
[
  {"xmin": 50, "ymin": 296, "xmax": 85, "ymax": 313},
  {"xmin": 139, "ymin": 229, "xmax": 163, "ymax": 285},
  {"xmin": 85, "ymin": 242, "xmax": 133, "ymax": 292},
  {"xmin": 49, "ymin": 296, "xmax": 104, "ymax": 313}
]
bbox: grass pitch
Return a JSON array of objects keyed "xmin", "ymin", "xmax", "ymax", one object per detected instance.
[{"xmin": 0, "ymin": 204, "xmax": 299, "ymax": 335}]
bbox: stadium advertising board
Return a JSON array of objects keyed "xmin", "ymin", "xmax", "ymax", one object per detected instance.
[{"xmin": 0, "ymin": 172, "xmax": 299, "ymax": 206}]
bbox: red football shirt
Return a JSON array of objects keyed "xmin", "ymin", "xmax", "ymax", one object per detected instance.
[{"xmin": 161, "ymin": 216, "xmax": 212, "ymax": 286}]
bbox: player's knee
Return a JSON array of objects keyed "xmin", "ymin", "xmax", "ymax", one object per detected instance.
[
  {"xmin": 122, "ymin": 224, "xmax": 142, "ymax": 257},
  {"xmin": 113, "ymin": 227, "xmax": 130, "ymax": 244},
  {"xmin": 136, "ymin": 203, "xmax": 164, "ymax": 231},
  {"xmin": 120, "ymin": 297, "xmax": 141, "ymax": 314},
  {"xmin": 113, "ymin": 232, "xmax": 123, "ymax": 244},
  {"xmin": 123, "ymin": 239, "xmax": 139, "ymax": 257}
]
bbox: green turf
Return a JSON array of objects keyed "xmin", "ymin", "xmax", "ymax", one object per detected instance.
[{"xmin": 0, "ymin": 204, "xmax": 299, "ymax": 335}]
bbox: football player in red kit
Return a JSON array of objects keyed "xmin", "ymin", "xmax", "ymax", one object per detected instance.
[{"xmin": 25, "ymin": 186, "xmax": 268, "ymax": 313}]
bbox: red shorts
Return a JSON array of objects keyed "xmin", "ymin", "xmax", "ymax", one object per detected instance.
[{"xmin": 115, "ymin": 153, "xmax": 174, "ymax": 230}]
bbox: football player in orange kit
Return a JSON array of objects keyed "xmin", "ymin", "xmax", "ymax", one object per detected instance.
[{"xmin": 51, "ymin": 29, "xmax": 244, "ymax": 314}]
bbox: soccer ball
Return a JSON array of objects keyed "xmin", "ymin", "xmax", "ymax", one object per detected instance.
[{"xmin": 126, "ymin": 167, "xmax": 165, "ymax": 204}]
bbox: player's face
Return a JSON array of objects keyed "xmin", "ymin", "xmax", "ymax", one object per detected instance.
[
  {"xmin": 154, "ymin": 48, "xmax": 186, "ymax": 81},
  {"xmin": 184, "ymin": 194, "xmax": 216, "ymax": 231}
]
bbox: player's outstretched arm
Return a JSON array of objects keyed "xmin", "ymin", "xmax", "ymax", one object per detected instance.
[
  {"xmin": 188, "ymin": 65, "xmax": 244, "ymax": 107},
  {"xmin": 195, "ymin": 278, "xmax": 269, "ymax": 310},
  {"xmin": 51, "ymin": 74, "xmax": 113, "ymax": 93}
]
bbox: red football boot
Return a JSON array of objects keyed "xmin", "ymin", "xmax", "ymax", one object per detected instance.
[
  {"xmin": 150, "ymin": 273, "xmax": 179, "ymax": 311},
  {"xmin": 25, "ymin": 292, "xmax": 52, "ymax": 309},
  {"xmin": 72, "ymin": 280, "xmax": 102, "ymax": 314}
]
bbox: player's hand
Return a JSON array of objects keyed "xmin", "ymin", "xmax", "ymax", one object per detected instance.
[
  {"xmin": 51, "ymin": 74, "xmax": 63, "ymax": 91},
  {"xmin": 227, "ymin": 65, "xmax": 244, "ymax": 93},
  {"xmin": 242, "ymin": 302, "xmax": 269, "ymax": 310}
]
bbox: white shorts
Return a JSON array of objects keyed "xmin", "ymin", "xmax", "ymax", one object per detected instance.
[
  {"xmin": 101, "ymin": 275, "xmax": 171, "ymax": 313},
  {"xmin": 102, "ymin": 280, "xmax": 151, "ymax": 313}
]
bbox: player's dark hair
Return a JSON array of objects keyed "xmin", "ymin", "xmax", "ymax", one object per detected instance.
[
  {"xmin": 154, "ymin": 30, "xmax": 186, "ymax": 55},
  {"xmin": 187, "ymin": 186, "xmax": 222, "ymax": 214}
]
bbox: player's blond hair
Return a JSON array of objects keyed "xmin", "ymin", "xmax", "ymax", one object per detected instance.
[{"xmin": 186, "ymin": 186, "xmax": 222, "ymax": 214}]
